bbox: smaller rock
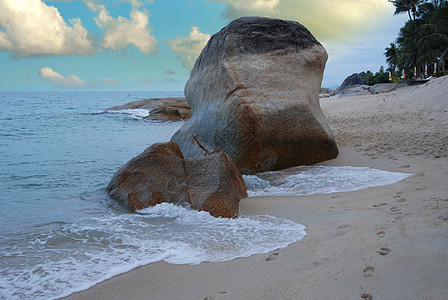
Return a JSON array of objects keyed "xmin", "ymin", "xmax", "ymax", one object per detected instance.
[
  {"xmin": 145, "ymin": 106, "xmax": 192, "ymax": 121},
  {"xmin": 106, "ymin": 97, "xmax": 191, "ymax": 121},
  {"xmin": 107, "ymin": 142, "xmax": 188, "ymax": 211},
  {"xmin": 185, "ymin": 152, "xmax": 247, "ymax": 218},
  {"xmin": 369, "ymin": 83, "xmax": 396, "ymax": 94},
  {"xmin": 107, "ymin": 142, "xmax": 247, "ymax": 218}
]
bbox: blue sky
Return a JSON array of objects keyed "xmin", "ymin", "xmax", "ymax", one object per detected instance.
[{"xmin": 0, "ymin": 0, "xmax": 408, "ymax": 91}]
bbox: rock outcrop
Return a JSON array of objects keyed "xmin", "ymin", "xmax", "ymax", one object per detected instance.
[
  {"xmin": 171, "ymin": 17, "xmax": 338, "ymax": 174},
  {"xmin": 106, "ymin": 97, "xmax": 191, "ymax": 121},
  {"xmin": 340, "ymin": 74, "xmax": 365, "ymax": 87},
  {"xmin": 369, "ymin": 83, "xmax": 396, "ymax": 94},
  {"xmin": 107, "ymin": 142, "xmax": 247, "ymax": 218}
]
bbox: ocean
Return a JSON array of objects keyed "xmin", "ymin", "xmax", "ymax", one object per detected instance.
[{"xmin": 0, "ymin": 91, "xmax": 409, "ymax": 299}]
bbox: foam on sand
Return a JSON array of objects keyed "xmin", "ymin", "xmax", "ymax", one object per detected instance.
[
  {"xmin": 0, "ymin": 203, "xmax": 306, "ymax": 300},
  {"xmin": 244, "ymin": 165, "xmax": 411, "ymax": 197}
]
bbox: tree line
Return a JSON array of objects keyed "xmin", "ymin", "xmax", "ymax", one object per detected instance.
[{"xmin": 385, "ymin": 0, "xmax": 448, "ymax": 78}]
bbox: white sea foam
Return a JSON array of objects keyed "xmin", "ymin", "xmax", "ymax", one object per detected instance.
[
  {"xmin": 244, "ymin": 165, "xmax": 411, "ymax": 197},
  {"xmin": 0, "ymin": 203, "xmax": 306, "ymax": 300},
  {"xmin": 90, "ymin": 108, "xmax": 150, "ymax": 119}
]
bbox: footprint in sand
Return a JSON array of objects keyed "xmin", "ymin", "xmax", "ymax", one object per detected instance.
[
  {"xmin": 363, "ymin": 266, "xmax": 374, "ymax": 278},
  {"xmin": 376, "ymin": 247, "xmax": 391, "ymax": 256},
  {"xmin": 361, "ymin": 293, "xmax": 373, "ymax": 300},
  {"xmin": 203, "ymin": 291, "xmax": 227, "ymax": 300},
  {"xmin": 376, "ymin": 231, "xmax": 386, "ymax": 238},
  {"xmin": 265, "ymin": 252, "xmax": 279, "ymax": 261},
  {"xmin": 390, "ymin": 207, "xmax": 400, "ymax": 212}
]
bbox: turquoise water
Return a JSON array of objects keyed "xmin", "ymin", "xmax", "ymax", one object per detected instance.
[{"xmin": 0, "ymin": 92, "xmax": 308, "ymax": 299}]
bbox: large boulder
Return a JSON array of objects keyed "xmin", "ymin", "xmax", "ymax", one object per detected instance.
[
  {"xmin": 107, "ymin": 142, "xmax": 247, "ymax": 218},
  {"xmin": 171, "ymin": 17, "xmax": 338, "ymax": 174}
]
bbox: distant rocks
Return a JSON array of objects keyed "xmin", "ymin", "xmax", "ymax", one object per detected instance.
[
  {"xmin": 107, "ymin": 142, "xmax": 247, "ymax": 218},
  {"xmin": 369, "ymin": 83, "xmax": 396, "ymax": 94},
  {"xmin": 337, "ymin": 85, "xmax": 372, "ymax": 98},
  {"xmin": 106, "ymin": 97, "xmax": 191, "ymax": 121},
  {"xmin": 341, "ymin": 74, "xmax": 365, "ymax": 87},
  {"xmin": 171, "ymin": 16, "xmax": 338, "ymax": 174},
  {"xmin": 329, "ymin": 75, "xmax": 429, "ymax": 98}
]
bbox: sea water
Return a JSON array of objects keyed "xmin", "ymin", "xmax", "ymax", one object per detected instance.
[{"xmin": 0, "ymin": 92, "xmax": 409, "ymax": 300}]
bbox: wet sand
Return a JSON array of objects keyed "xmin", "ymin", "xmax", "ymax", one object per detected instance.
[{"xmin": 65, "ymin": 76, "xmax": 448, "ymax": 300}]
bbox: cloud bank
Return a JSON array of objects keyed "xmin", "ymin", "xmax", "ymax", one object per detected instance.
[
  {"xmin": 166, "ymin": 26, "xmax": 210, "ymax": 69},
  {"xmin": 212, "ymin": 0, "xmax": 394, "ymax": 43},
  {"xmin": 0, "ymin": 0, "xmax": 94, "ymax": 57},
  {"xmin": 38, "ymin": 67, "xmax": 90, "ymax": 88}
]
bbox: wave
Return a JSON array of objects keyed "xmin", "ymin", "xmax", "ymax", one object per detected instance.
[
  {"xmin": 0, "ymin": 203, "xmax": 306, "ymax": 300},
  {"xmin": 244, "ymin": 165, "xmax": 410, "ymax": 197}
]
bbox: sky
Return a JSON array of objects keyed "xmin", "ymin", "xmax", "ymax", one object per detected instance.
[{"xmin": 0, "ymin": 0, "xmax": 408, "ymax": 91}]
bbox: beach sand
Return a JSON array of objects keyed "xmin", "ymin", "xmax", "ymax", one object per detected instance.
[{"xmin": 65, "ymin": 76, "xmax": 448, "ymax": 300}]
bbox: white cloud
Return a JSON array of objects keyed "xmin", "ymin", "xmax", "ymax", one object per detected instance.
[
  {"xmin": 101, "ymin": 78, "xmax": 120, "ymax": 86},
  {"xmin": 0, "ymin": 0, "xmax": 94, "ymax": 57},
  {"xmin": 167, "ymin": 26, "xmax": 211, "ymax": 55},
  {"xmin": 167, "ymin": 26, "xmax": 210, "ymax": 69},
  {"xmin": 38, "ymin": 67, "xmax": 90, "ymax": 88},
  {"xmin": 174, "ymin": 55, "xmax": 198, "ymax": 70},
  {"xmin": 84, "ymin": 1, "xmax": 157, "ymax": 54}
]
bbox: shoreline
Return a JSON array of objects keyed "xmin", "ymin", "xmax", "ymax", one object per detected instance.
[
  {"xmin": 65, "ymin": 77, "xmax": 448, "ymax": 299},
  {"xmin": 65, "ymin": 146, "xmax": 448, "ymax": 299}
]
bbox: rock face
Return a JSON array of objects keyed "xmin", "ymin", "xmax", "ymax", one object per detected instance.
[
  {"xmin": 107, "ymin": 142, "xmax": 247, "ymax": 218},
  {"xmin": 106, "ymin": 97, "xmax": 191, "ymax": 121},
  {"xmin": 171, "ymin": 17, "xmax": 338, "ymax": 174}
]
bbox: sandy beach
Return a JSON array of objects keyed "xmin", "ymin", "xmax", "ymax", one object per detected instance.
[{"xmin": 65, "ymin": 76, "xmax": 448, "ymax": 300}]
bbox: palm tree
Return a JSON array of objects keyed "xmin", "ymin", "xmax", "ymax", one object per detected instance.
[
  {"xmin": 389, "ymin": 0, "xmax": 425, "ymax": 20},
  {"xmin": 385, "ymin": 43, "xmax": 400, "ymax": 72}
]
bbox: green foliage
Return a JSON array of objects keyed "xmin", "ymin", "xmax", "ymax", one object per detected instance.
[
  {"xmin": 385, "ymin": 0, "xmax": 448, "ymax": 77},
  {"xmin": 352, "ymin": 67, "xmax": 391, "ymax": 86}
]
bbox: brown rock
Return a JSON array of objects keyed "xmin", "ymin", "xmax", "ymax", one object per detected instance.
[
  {"xmin": 106, "ymin": 97, "xmax": 191, "ymax": 121},
  {"xmin": 107, "ymin": 142, "xmax": 247, "ymax": 218},
  {"xmin": 185, "ymin": 152, "xmax": 247, "ymax": 218},
  {"xmin": 107, "ymin": 142, "xmax": 188, "ymax": 211}
]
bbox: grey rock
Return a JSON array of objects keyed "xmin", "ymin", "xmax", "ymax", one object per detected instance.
[
  {"xmin": 171, "ymin": 17, "xmax": 338, "ymax": 174},
  {"xmin": 369, "ymin": 83, "xmax": 396, "ymax": 94},
  {"xmin": 341, "ymin": 74, "xmax": 365, "ymax": 87},
  {"xmin": 337, "ymin": 86, "xmax": 372, "ymax": 98}
]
